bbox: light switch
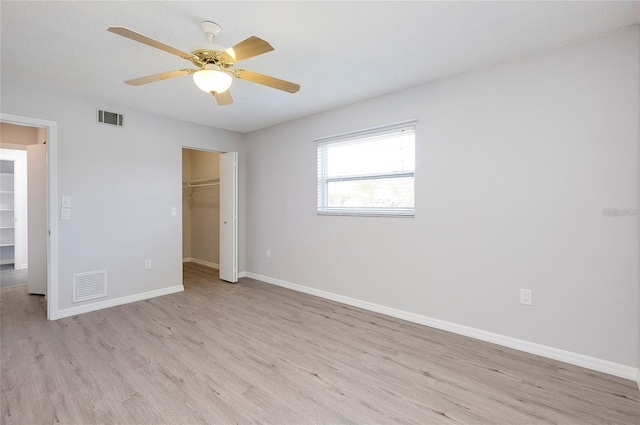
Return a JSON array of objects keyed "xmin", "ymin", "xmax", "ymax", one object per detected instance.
[
  {"xmin": 61, "ymin": 208, "xmax": 71, "ymax": 220},
  {"xmin": 170, "ymin": 207, "xmax": 177, "ymax": 217},
  {"xmin": 61, "ymin": 196, "xmax": 71, "ymax": 207}
]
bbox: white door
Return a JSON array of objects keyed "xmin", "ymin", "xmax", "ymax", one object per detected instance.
[
  {"xmin": 27, "ymin": 144, "xmax": 46, "ymax": 295},
  {"xmin": 219, "ymin": 151, "xmax": 238, "ymax": 283}
]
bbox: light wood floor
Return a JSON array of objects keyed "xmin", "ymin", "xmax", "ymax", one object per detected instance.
[
  {"xmin": 2, "ymin": 263, "xmax": 639, "ymax": 424},
  {"xmin": 0, "ymin": 265, "xmax": 27, "ymax": 289}
]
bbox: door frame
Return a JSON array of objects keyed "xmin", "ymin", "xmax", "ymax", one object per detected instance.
[
  {"xmin": 0, "ymin": 113, "xmax": 58, "ymax": 320},
  {"xmin": 182, "ymin": 146, "xmax": 238, "ymax": 281}
]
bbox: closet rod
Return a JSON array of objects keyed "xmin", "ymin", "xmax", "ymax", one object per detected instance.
[
  {"xmin": 183, "ymin": 182, "xmax": 219, "ymax": 188},
  {"xmin": 186, "ymin": 177, "xmax": 220, "ymax": 184}
]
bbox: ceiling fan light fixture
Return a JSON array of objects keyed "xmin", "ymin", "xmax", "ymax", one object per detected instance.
[
  {"xmin": 193, "ymin": 64, "xmax": 232, "ymax": 93},
  {"xmin": 108, "ymin": 23, "xmax": 300, "ymax": 105}
]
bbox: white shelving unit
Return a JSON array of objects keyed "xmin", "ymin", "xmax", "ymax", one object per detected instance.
[{"xmin": 0, "ymin": 160, "xmax": 15, "ymax": 266}]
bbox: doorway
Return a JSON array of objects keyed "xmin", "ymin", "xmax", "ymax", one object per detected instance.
[
  {"xmin": 0, "ymin": 113, "xmax": 58, "ymax": 320},
  {"xmin": 0, "ymin": 148, "xmax": 27, "ymax": 286},
  {"xmin": 0, "ymin": 124, "xmax": 47, "ymax": 295},
  {"xmin": 182, "ymin": 148, "xmax": 238, "ymax": 283}
]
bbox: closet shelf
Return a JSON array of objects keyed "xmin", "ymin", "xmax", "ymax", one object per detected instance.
[{"xmin": 0, "ymin": 159, "xmax": 15, "ymax": 267}]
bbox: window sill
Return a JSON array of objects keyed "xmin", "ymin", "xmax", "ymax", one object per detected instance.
[{"xmin": 317, "ymin": 210, "xmax": 414, "ymax": 218}]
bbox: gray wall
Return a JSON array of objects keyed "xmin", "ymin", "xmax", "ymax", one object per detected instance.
[
  {"xmin": 0, "ymin": 81, "xmax": 246, "ymax": 311},
  {"xmin": 244, "ymin": 27, "xmax": 639, "ymax": 367}
]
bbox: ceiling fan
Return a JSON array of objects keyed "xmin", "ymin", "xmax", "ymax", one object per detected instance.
[{"xmin": 107, "ymin": 21, "xmax": 300, "ymax": 106}]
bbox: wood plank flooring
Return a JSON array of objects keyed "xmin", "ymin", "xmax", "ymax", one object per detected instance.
[
  {"xmin": 2, "ymin": 262, "xmax": 639, "ymax": 424},
  {"xmin": 0, "ymin": 265, "xmax": 27, "ymax": 289}
]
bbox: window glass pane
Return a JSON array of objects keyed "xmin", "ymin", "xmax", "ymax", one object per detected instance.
[
  {"xmin": 327, "ymin": 177, "xmax": 414, "ymax": 209},
  {"xmin": 316, "ymin": 122, "xmax": 416, "ymax": 217},
  {"xmin": 325, "ymin": 133, "xmax": 414, "ymax": 178}
]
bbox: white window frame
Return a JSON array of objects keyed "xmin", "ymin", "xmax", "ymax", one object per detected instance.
[{"xmin": 316, "ymin": 120, "xmax": 416, "ymax": 217}]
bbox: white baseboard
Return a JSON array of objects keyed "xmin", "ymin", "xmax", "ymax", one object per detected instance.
[
  {"xmin": 238, "ymin": 271, "xmax": 247, "ymax": 278},
  {"xmin": 244, "ymin": 272, "xmax": 639, "ymax": 382},
  {"xmin": 56, "ymin": 285, "xmax": 184, "ymax": 319},
  {"xmin": 186, "ymin": 258, "xmax": 219, "ymax": 269},
  {"xmin": 182, "ymin": 257, "xmax": 192, "ymax": 263}
]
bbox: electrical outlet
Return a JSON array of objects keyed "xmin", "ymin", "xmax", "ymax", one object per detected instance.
[
  {"xmin": 145, "ymin": 259, "xmax": 152, "ymax": 270},
  {"xmin": 520, "ymin": 289, "xmax": 532, "ymax": 306},
  {"xmin": 266, "ymin": 249, "xmax": 271, "ymax": 258}
]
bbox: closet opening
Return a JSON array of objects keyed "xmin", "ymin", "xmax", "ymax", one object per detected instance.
[{"xmin": 182, "ymin": 147, "xmax": 238, "ymax": 283}]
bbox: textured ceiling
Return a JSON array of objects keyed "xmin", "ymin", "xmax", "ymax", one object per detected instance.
[{"xmin": 1, "ymin": 1, "xmax": 638, "ymax": 133}]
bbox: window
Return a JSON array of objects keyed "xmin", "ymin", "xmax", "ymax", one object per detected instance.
[{"xmin": 316, "ymin": 121, "xmax": 416, "ymax": 217}]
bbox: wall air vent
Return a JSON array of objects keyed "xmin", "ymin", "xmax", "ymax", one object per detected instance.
[
  {"xmin": 97, "ymin": 109, "xmax": 124, "ymax": 127},
  {"xmin": 73, "ymin": 270, "xmax": 107, "ymax": 303}
]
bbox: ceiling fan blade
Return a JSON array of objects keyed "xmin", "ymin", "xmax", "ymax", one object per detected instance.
[
  {"xmin": 212, "ymin": 90, "xmax": 233, "ymax": 106},
  {"xmin": 217, "ymin": 36, "xmax": 274, "ymax": 65},
  {"xmin": 124, "ymin": 69, "xmax": 195, "ymax": 86},
  {"xmin": 235, "ymin": 69, "xmax": 300, "ymax": 93},
  {"xmin": 107, "ymin": 26, "xmax": 201, "ymax": 63}
]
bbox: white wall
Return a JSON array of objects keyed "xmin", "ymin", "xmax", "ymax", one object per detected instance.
[
  {"xmin": 0, "ymin": 81, "xmax": 245, "ymax": 312},
  {"xmin": 245, "ymin": 27, "xmax": 639, "ymax": 368}
]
